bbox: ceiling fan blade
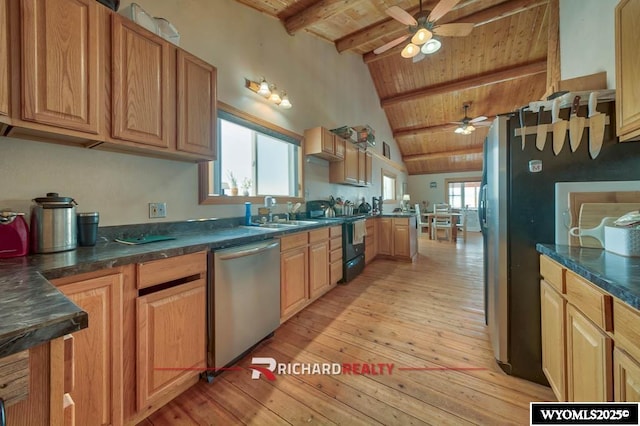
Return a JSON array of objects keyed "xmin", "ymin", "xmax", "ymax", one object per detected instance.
[
  {"xmin": 428, "ymin": 0, "xmax": 462, "ymax": 23},
  {"xmin": 469, "ymin": 115, "xmax": 488, "ymax": 123},
  {"xmin": 386, "ymin": 6, "xmax": 417, "ymax": 26},
  {"xmin": 412, "ymin": 52, "xmax": 426, "ymax": 63},
  {"xmin": 373, "ymin": 34, "xmax": 410, "ymax": 54},
  {"xmin": 432, "ymin": 23, "xmax": 474, "ymax": 37},
  {"xmin": 474, "ymin": 121, "xmax": 493, "ymax": 127}
]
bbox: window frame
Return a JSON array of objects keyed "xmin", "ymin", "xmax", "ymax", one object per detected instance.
[
  {"xmin": 199, "ymin": 102, "xmax": 305, "ymax": 205},
  {"xmin": 381, "ymin": 169, "xmax": 397, "ymax": 204},
  {"xmin": 444, "ymin": 177, "xmax": 481, "ymax": 209}
]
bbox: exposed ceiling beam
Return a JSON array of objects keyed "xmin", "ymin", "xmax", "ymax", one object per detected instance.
[
  {"xmin": 395, "ymin": 123, "xmax": 459, "ymax": 137},
  {"xmin": 404, "ymin": 147, "xmax": 484, "ymax": 162},
  {"xmin": 284, "ymin": 0, "xmax": 363, "ymax": 35},
  {"xmin": 382, "ymin": 60, "xmax": 546, "ymax": 109},
  {"xmin": 361, "ymin": 0, "xmax": 549, "ymax": 63},
  {"xmin": 546, "ymin": 0, "xmax": 561, "ymax": 95},
  {"xmin": 407, "ymin": 164, "xmax": 483, "ymax": 175}
]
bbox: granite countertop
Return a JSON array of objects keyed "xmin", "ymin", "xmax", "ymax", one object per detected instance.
[
  {"xmin": 0, "ymin": 218, "xmax": 347, "ymax": 358},
  {"xmin": 537, "ymin": 243, "xmax": 640, "ymax": 309}
]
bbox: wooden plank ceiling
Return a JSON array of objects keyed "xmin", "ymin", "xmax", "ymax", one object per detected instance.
[{"xmin": 235, "ymin": 0, "xmax": 552, "ymax": 174}]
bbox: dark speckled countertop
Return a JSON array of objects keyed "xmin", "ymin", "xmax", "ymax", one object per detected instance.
[
  {"xmin": 537, "ymin": 244, "xmax": 640, "ymax": 309},
  {"xmin": 0, "ymin": 217, "xmax": 353, "ymax": 358}
]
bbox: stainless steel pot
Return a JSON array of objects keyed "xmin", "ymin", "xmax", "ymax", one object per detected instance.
[{"xmin": 30, "ymin": 193, "xmax": 78, "ymax": 253}]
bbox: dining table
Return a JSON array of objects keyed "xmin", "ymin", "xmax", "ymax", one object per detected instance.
[{"xmin": 422, "ymin": 212, "xmax": 465, "ymax": 242}]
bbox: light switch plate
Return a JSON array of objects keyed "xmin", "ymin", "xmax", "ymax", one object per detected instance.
[{"xmin": 149, "ymin": 202, "xmax": 167, "ymax": 218}]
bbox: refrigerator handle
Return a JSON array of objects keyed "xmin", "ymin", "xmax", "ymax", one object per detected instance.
[{"xmin": 479, "ymin": 184, "xmax": 488, "ymax": 229}]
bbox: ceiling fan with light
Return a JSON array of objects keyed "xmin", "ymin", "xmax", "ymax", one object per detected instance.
[
  {"xmin": 374, "ymin": 0, "xmax": 474, "ymax": 62},
  {"xmin": 452, "ymin": 104, "xmax": 491, "ymax": 135}
]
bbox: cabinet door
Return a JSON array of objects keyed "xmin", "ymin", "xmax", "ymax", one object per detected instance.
[
  {"xmin": 176, "ymin": 50, "xmax": 216, "ymax": 158},
  {"xmin": 60, "ymin": 273, "xmax": 123, "ymax": 426},
  {"xmin": 566, "ymin": 304, "xmax": 613, "ymax": 402},
  {"xmin": 334, "ymin": 136, "xmax": 345, "ymax": 159},
  {"xmin": 321, "ymin": 127, "xmax": 334, "ymax": 155},
  {"xmin": 0, "ymin": 0, "xmax": 9, "ymax": 117},
  {"xmin": 137, "ymin": 279, "xmax": 206, "ymax": 410},
  {"xmin": 365, "ymin": 151, "xmax": 373, "ymax": 185},
  {"xmin": 309, "ymin": 241, "xmax": 329, "ymax": 299},
  {"xmin": 344, "ymin": 142, "xmax": 359, "ymax": 184},
  {"xmin": 112, "ymin": 15, "xmax": 173, "ymax": 148},
  {"xmin": 614, "ymin": 348, "xmax": 640, "ymax": 402},
  {"xmin": 357, "ymin": 149, "xmax": 366, "ymax": 185},
  {"xmin": 377, "ymin": 218, "xmax": 393, "ymax": 256},
  {"xmin": 21, "ymin": 0, "xmax": 101, "ymax": 134},
  {"xmin": 393, "ymin": 224, "xmax": 409, "ymax": 258},
  {"xmin": 615, "ymin": 0, "xmax": 640, "ymax": 141},
  {"xmin": 281, "ymin": 247, "xmax": 309, "ymax": 319},
  {"xmin": 540, "ymin": 280, "xmax": 567, "ymax": 401}
]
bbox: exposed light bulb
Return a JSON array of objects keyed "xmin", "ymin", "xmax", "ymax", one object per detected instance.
[
  {"xmin": 257, "ymin": 79, "xmax": 271, "ymax": 97},
  {"xmin": 455, "ymin": 127, "xmax": 464, "ymax": 134},
  {"xmin": 466, "ymin": 124, "xmax": 475, "ymax": 132},
  {"xmin": 421, "ymin": 38, "xmax": 442, "ymax": 54},
  {"xmin": 401, "ymin": 43, "xmax": 420, "ymax": 58},
  {"xmin": 280, "ymin": 93, "xmax": 292, "ymax": 109},
  {"xmin": 411, "ymin": 28, "xmax": 432, "ymax": 45}
]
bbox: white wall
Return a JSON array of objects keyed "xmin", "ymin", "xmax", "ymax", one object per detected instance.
[
  {"xmin": 407, "ymin": 171, "xmax": 482, "ymax": 209},
  {"xmin": 559, "ymin": 0, "xmax": 618, "ymax": 89},
  {"xmin": 0, "ymin": 0, "xmax": 406, "ymax": 226}
]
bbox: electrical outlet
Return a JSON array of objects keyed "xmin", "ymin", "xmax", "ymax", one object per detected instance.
[{"xmin": 149, "ymin": 202, "xmax": 167, "ymax": 218}]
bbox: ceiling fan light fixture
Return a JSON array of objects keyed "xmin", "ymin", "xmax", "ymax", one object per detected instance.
[
  {"xmin": 421, "ymin": 38, "xmax": 442, "ymax": 55},
  {"xmin": 466, "ymin": 124, "xmax": 475, "ymax": 132},
  {"xmin": 454, "ymin": 126, "xmax": 464, "ymax": 134},
  {"xmin": 401, "ymin": 42, "xmax": 420, "ymax": 58},
  {"xmin": 411, "ymin": 27, "xmax": 432, "ymax": 45}
]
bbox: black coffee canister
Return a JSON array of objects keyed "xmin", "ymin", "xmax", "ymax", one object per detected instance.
[{"xmin": 77, "ymin": 212, "xmax": 99, "ymax": 246}]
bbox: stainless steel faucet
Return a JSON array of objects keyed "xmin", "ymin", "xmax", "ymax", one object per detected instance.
[{"xmin": 264, "ymin": 196, "xmax": 276, "ymax": 222}]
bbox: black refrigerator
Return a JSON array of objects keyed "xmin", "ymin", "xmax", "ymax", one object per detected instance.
[{"xmin": 479, "ymin": 101, "xmax": 640, "ymax": 384}]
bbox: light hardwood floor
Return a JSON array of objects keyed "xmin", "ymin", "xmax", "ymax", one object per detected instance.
[{"xmin": 142, "ymin": 232, "xmax": 555, "ymax": 425}]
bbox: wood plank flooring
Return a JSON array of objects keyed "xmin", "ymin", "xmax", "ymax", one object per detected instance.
[{"xmin": 141, "ymin": 232, "xmax": 555, "ymax": 425}]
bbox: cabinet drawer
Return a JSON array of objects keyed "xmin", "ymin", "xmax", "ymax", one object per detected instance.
[
  {"xmin": 540, "ymin": 255, "xmax": 565, "ymax": 293},
  {"xmin": 309, "ymin": 228, "xmax": 329, "ymax": 243},
  {"xmin": 330, "ymin": 237, "xmax": 342, "ymax": 251},
  {"xmin": 394, "ymin": 218, "xmax": 409, "ymax": 226},
  {"xmin": 566, "ymin": 271, "xmax": 612, "ymax": 331},
  {"xmin": 614, "ymin": 299, "xmax": 640, "ymax": 361},
  {"xmin": 280, "ymin": 232, "xmax": 308, "ymax": 251},
  {"xmin": 0, "ymin": 350, "xmax": 29, "ymax": 407},
  {"xmin": 137, "ymin": 251, "xmax": 207, "ymax": 289},
  {"xmin": 329, "ymin": 226, "xmax": 342, "ymax": 238},
  {"xmin": 330, "ymin": 261, "xmax": 342, "ymax": 285},
  {"xmin": 330, "ymin": 248, "xmax": 342, "ymax": 263}
]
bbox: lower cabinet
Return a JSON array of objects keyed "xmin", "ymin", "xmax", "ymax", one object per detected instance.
[
  {"xmin": 566, "ymin": 303, "xmax": 613, "ymax": 402},
  {"xmin": 376, "ymin": 217, "xmax": 417, "ymax": 261},
  {"xmin": 309, "ymin": 239, "xmax": 329, "ymax": 299},
  {"xmin": 377, "ymin": 218, "xmax": 392, "ymax": 256},
  {"xmin": 54, "ymin": 270, "xmax": 124, "ymax": 426},
  {"xmin": 540, "ymin": 279, "xmax": 566, "ymax": 401},
  {"xmin": 281, "ymin": 241, "xmax": 309, "ymax": 320},
  {"xmin": 329, "ymin": 226, "xmax": 343, "ymax": 285},
  {"xmin": 365, "ymin": 218, "xmax": 377, "ymax": 264},
  {"xmin": 614, "ymin": 348, "xmax": 640, "ymax": 401}
]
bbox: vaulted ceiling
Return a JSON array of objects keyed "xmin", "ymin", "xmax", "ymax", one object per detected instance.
[{"xmin": 234, "ymin": 0, "xmax": 556, "ymax": 175}]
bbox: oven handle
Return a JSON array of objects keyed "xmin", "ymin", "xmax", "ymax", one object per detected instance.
[{"xmin": 216, "ymin": 241, "xmax": 279, "ymax": 261}]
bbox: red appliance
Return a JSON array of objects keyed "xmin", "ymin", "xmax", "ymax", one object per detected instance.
[{"xmin": 0, "ymin": 211, "xmax": 29, "ymax": 258}]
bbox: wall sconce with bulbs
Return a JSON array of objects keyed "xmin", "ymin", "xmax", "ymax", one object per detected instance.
[{"xmin": 245, "ymin": 78, "xmax": 292, "ymax": 109}]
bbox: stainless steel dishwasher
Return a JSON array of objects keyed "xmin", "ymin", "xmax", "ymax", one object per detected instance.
[{"xmin": 209, "ymin": 239, "xmax": 280, "ymax": 370}]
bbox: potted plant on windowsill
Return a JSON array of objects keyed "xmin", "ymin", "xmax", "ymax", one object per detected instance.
[
  {"xmin": 241, "ymin": 177, "xmax": 252, "ymax": 197},
  {"xmin": 226, "ymin": 171, "xmax": 238, "ymax": 196}
]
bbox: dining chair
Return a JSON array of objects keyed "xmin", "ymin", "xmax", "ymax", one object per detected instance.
[
  {"xmin": 414, "ymin": 204, "xmax": 429, "ymax": 234},
  {"xmin": 432, "ymin": 203, "xmax": 452, "ymax": 241}
]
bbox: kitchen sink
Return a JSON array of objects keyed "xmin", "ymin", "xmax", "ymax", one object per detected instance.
[
  {"xmin": 282, "ymin": 220, "xmax": 319, "ymax": 225},
  {"xmin": 258, "ymin": 223, "xmax": 299, "ymax": 229}
]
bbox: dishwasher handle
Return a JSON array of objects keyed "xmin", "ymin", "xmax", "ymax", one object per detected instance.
[{"xmin": 216, "ymin": 241, "xmax": 279, "ymax": 261}]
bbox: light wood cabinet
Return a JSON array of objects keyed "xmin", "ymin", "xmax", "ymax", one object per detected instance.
[
  {"xmin": 357, "ymin": 149, "xmax": 366, "ymax": 185},
  {"xmin": 330, "ymin": 140, "xmax": 359, "ymax": 185},
  {"xmin": 111, "ymin": 14, "xmax": 174, "ymax": 149},
  {"xmin": 309, "ymin": 241, "xmax": 329, "ymax": 299},
  {"xmin": 365, "ymin": 151, "xmax": 373, "ymax": 186},
  {"xmin": 176, "ymin": 50, "xmax": 216, "ymax": 158},
  {"xmin": 540, "ymin": 279, "xmax": 567, "ymax": 401},
  {"xmin": 614, "ymin": 348, "xmax": 640, "ymax": 401},
  {"xmin": 55, "ymin": 271, "xmax": 124, "ymax": 426},
  {"xmin": 615, "ymin": 0, "xmax": 640, "ymax": 142},
  {"xmin": 136, "ymin": 279, "xmax": 206, "ymax": 411},
  {"xmin": 329, "ymin": 226, "xmax": 343, "ymax": 286},
  {"xmin": 365, "ymin": 218, "xmax": 377, "ymax": 264},
  {"xmin": 0, "ymin": 0, "xmax": 9, "ymax": 118},
  {"xmin": 280, "ymin": 245, "xmax": 309, "ymax": 319},
  {"xmin": 377, "ymin": 218, "xmax": 393, "ymax": 256},
  {"xmin": 21, "ymin": 0, "xmax": 102, "ymax": 135},
  {"xmin": 566, "ymin": 303, "xmax": 613, "ymax": 402},
  {"xmin": 377, "ymin": 217, "xmax": 417, "ymax": 261},
  {"xmin": 304, "ymin": 127, "xmax": 345, "ymax": 161}
]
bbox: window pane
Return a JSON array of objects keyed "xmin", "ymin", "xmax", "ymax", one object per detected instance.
[
  {"xmin": 383, "ymin": 175, "xmax": 395, "ymax": 200},
  {"xmin": 257, "ymin": 134, "xmax": 295, "ymax": 196},
  {"xmin": 220, "ymin": 120, "xmax": 252, "ymax": 192}
]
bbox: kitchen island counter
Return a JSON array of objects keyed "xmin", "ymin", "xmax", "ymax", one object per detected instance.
[{"xmin": 536, "ymin": 243, "xmax": 640, "ymax": 310}]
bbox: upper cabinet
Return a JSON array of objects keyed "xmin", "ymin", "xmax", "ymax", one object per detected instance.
[
  {"xmin": 21, "ymin": 0, "xmax": 102, "ymax": 135},
  {"xmin": 304, "ymin": 127, "xmax": 345, "ymax": 161},
  {"xmin": 0, "ymin": 0, "xmax": 9, "ymax": 118},
  {"xmin": 111, "ymin": 14, "xmax": 174, "ymax": 149},
  {"xmin": 615, "ymin": 0, "xmax": 640, "ymax": 142},
  {"xmin": 176, "ymin": 51, "xmax": 217, "ymax": 158}
]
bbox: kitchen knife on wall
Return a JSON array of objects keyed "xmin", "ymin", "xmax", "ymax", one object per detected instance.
[
  {"xmin": 588, "ymin": 92, "xmax": 605, "ymax": 159},
  {"xmin": 568, "ymin": 96, "xmax": 585, "ymax": 152},
  {"xmin": 519, "ymin": 107, "xmax": 527, "ymax": 150},
  {"xmin": 535, "ymin": 106, "xmax": 546, "ymax": 151},
  {"xmin": 552, "ymin": 97, "xmax": 567, "ymax": 155}
]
